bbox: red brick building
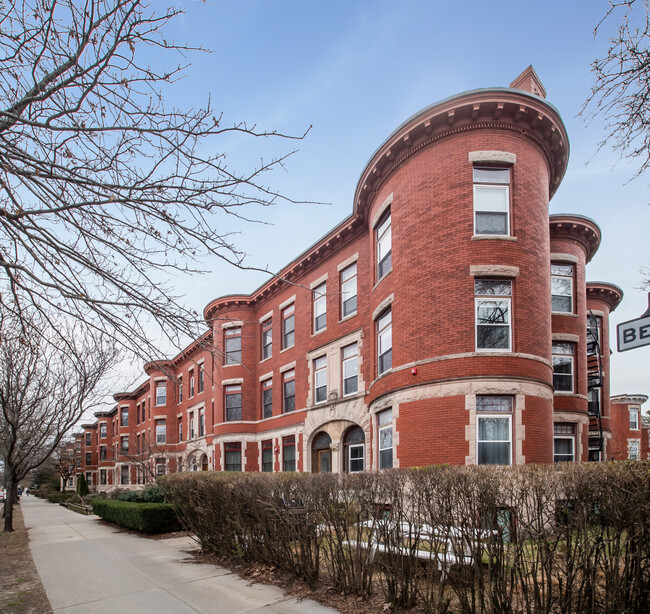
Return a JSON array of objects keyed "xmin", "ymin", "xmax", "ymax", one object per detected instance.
[{"xmin": 75, "ymin": 67, "xmax": 644, "ymax": 490}]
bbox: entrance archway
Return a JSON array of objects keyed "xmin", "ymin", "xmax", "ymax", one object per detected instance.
[{"xmin": 312, "ymin": 431, "xmax": 332, "ymax": 473}]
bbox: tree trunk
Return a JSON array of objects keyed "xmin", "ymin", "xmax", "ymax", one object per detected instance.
[{"xmin": 4, "ymin": 475, "xmax": 15, "ymax": 532}]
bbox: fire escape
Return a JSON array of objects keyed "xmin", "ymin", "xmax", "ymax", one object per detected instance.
[{"xmin": 587, "ymin": 312, "xmax": 603, "ymax": 461}]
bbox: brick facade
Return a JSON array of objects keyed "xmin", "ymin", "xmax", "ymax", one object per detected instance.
[{"xmin": 73, "ymin": 67, "xmax": 644, "ymax": 490}]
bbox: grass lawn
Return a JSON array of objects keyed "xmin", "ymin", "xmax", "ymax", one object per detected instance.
[{"xmin": 0, "ymin": 504, "xmax": 52, "ymax": 614}]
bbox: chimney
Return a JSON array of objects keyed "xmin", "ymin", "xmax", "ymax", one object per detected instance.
[{"xmin": 509, "ymin": 65, "xmax": 546, "ymax": 99}]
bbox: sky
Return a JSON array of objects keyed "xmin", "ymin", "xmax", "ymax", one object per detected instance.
[{"xmin": 118, "ymin": 0, "xmax": 649, "ymax": 407}]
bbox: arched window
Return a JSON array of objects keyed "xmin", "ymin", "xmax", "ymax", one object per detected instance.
[
  {"xmin": 200, "ymin": 453, "xmax": 209, "ymax": 471},
  {"xmin": 343, "ymin": 426, "xmax": 365, "ymax": 473},
  {"xmin": 312, "ymin": 432, "xmax": 332, "ymax": 473}
]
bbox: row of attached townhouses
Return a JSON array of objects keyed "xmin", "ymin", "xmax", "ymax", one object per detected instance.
[{"xmin": 65, "ymin": 67, "xmax": 650, "ymax": 492}]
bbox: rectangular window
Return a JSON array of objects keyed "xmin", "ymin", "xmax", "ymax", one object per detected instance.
[
  {"xmin": 225, "ymin": 442, "xmax": 242, "ymax": 471},
  {"xmin": 587, "ymin": 314, "xmax": 602, "ymax": 349},
  {"xmin": 629, "ymin": 440, "xmax": 640, "ymax": 460},
  {"xmin": 262, "ymin": 320, "xmax": 272, "ymax": 360},
  {"xmin": 475, "ymin": 279, "xmax": 512, "ymax": 350},
  {"xmin": 100, "ymin": 423, "xmax": 107, "ymax": 438},
  {"xmin": 553, "ymin": 423, "xmax": 575, "ymax": 462},
  {"xmin": 85, "ymin": 452, "xmax": 92, "ymax": 465},
  {"xmin": 377, "ymin": 308, "xmax": 392, "ymax": 375},
  {"xmin": 189, "ymin": 370, "xmax": 195, "ymax": 397},
  {"xmin": 283, "ymin": 436, "xmax": 296, "ymax": 472},
  {"xmin": 100, "ymin": 470, "xmax": 107, "ymax": 485},
  {"xmin": 551, "ymin": 263, "xmax": 574, "ymax": 313},
  {"xmin": 342, "ymin": 343, "xmax": 359, "ymax": 396},
  {"xmin": 120, "ymin": 408, "xmax": 129, "ymax": 427},
  {"xmin": 552, "ymin": 342, "xmax": 574, "ymax": 392},
  {"xmin": 178, "ymin": 377, "xmax": 183, "ymax": 403},
  {"xmin": 313, "ymin": 282, "xmax": 327, "ymax": 333},
  {"xmin": 473, "ymin": 166, "xmax": 510, "ymax": 235},
  {"xmin": 314, "ymin": 356, "xmax": 327, "ymax": 404},
  {"xmin": 349, "ymin": 444, "xmax": 364, "ymax": 473},
  {"xmin": 283, "ymin": 370, "xmax": 295, "ymax": 412},
  {"xmin": 477, "ymin": 415, "xmax": 512, "ymax": 465},
  {"xmin": 120, "ymin": 465, "xmax": 129, "ymax": 485},
  {"xmin": 178, "ymin": 418, "xmax": 182, "ymax": 443},
  {"xmin": 262, "ymin": 440, "xmax": 273, "ymax": 472},
  {"xmin": 85, "ymin": 432, "xmax": 91, "ymax": 446},
  {"xmin": 282, "ymin": 304, "xmax": 295, "ymax": 349},
  {"xmin": 225, "ymin": 385, "xmax": 242, "ymax": 421},
  {"xmin": 155, "ymin": 382, "xmax": 166, "ymax": 406},
  {"xmin": 190, "ymin": 416, "xmax": 195, "ymax": 440},
  {"xmin": 156, "ymin": 459, "xmax": 166, "ymax": 476},
  {"xmin": 378, "ymin": 409, "xmax": 393, "ymax": 469},
  {"xmin": 630, "ymin": 407, "xmax": 640, "ymax": 430},
  {"xmin": 341, "ymin": 263, "xmax": 358, "ymax": 318},
  {"xmin": 156, "ymin": 421, "xmax": 166, "ymax": 444},
  {"xmin": 262, "ymin": 379, "xmax": 273, "ymax": 419},
  {"xmin": 376, "ymin": 209, "xmax": 392, "ymax": 280},
  {"xmin": 121, "ymin": 436, "xmax": 129, "ymax": 453},
  {"xmin": 198, "ymin": 365, "xmax": 204, "ymax": 393},
  {"xmin": 100, "ymin": 446, "xmax": 106, "ymax": 461},
  {"xmin": 199, "ymin": 412, "xmax": 205, "ymax": 437},
  {"xmin": 225, "ymin": 327, "xmax": 242, "ymax": 365},
  {"xmin": 86, "ymin": 472, "xmax": 92, "ymax": 485}
]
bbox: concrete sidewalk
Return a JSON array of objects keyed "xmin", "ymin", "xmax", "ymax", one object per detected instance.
[{"xmin": 21, "ymin": 496, "xmax": 338, "ymax": 614}]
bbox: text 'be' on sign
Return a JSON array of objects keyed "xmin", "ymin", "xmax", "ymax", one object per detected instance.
[{"xmin": 617, "ymin": 293, "xmax": 650, "ymax": 352}]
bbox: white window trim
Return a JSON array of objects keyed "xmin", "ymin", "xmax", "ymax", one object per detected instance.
[
  {"xmin": 348, "ymin": 443, "xmax": 365, "ymax": 473},
  {"xmin": 476, "ymin": 414, "xmax": 512, "ymax": 466},
  {"xmin": 553, "ymin": 435, "xmax": 575, "ymax": 462},
  {"xmin": 221, "ymin": 320, "xmax": 243, "ymax": 329},
  {"xmin": 552, "ymin": 343, "xmax": 574, "ymax": 393},
  {"xmin": 475, "ymin": 296, "xmax": 512, "ymax": 352},
  {"xmin": 630, "ymin": 408, "xmax": 640, "ymax": 430},
  {"xmin": 473, "ymin": 183, "xmax": 510, "ymax": 237}
]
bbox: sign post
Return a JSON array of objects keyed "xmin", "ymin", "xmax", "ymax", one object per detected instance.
[{"xmin": 617, "ymin": 292, "xmax": 650, "ymax": 352}]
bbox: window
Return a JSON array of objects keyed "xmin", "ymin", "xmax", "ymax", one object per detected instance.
[
  {"xmin": 378, "ymin": 410, "xmax": 393, "ymax": 469},
  {"xmin": 76, "ymin": 458, "xmax": 81, "ymax": 469},
  {"xmin": 341, "ymin": 263, "xmax": 358, "ymax": 318},
  {"xmin": 120, "ymin": 436, "xmax": 129, "ymax": 453},
  {"xmin": 344, "ymin": 426, "xmax": 365, "ymax": 473},
  {"xmin": 225, "ymin": 385, "xmax": 242, "ymax": 421},
  {"xmin": 477, "ymin": 396, "xmax": 512, "ymax": 465},
  {"xmin": 100, "ymin": 446, "xmax": 106, "ymax": 461},
  {"xmin": 100, "ymin": 423, "xmax": 107, "ymax": 438},
  {"xmin": 342, "ymin": 343, "xmax": 359, "ymax": 396},
  {"xmin": 475, "ymin": 279, "xmax": 512, "ymax": 350},
  {"xmin": 376, "ymin": 209, "xmax": 392, "ymax": 280},
  {"xmin": 587, "ymin": 314, "xmax": 602, "ymax": 348},
  {"xmin": 551, "ymin": 263, "xmax": 574, "ymax": 313},
  {"xmin": 85, "ymin": 452, "xmax": 91, "ymax": 465},
  {"xmin": 262, "ymin": 440, "xmax": 273, "ymax": 472},
  {"xmin": 262, "ymin": 379, "xmax": 273, "ymax": 419},
  {"xmin": 262, "ymin": 320, "xmax": 272, "ymax": 360},
  {"xmin": 282, "ymin": 304, "xmax": 295, "ymax": 349},
  {"xmin": 473, "ymin": 166, "xmax": 510, "ymax": 235},
  {"xmin": 630, "ymin": 407, "xmax": 640, "ymax": 430},
  {"xmin": 156, "ymin": 459, "xmax": 166, "ymax": 476},
  {"xmin": 178, "ymin": 377, "xmax": 183, "ymax": 403},
  {"xmin": 190, "ymin": 416, "xmax": 195, "ymax": 439},
  {"xmin": 198, "ymin": 365, "xmax": 204, "ymax": 393},
  {"xmin": 178, "ymin": 419, "xmax": 182, "ymax": 443},
  {"xmin": 156, "ymin": 421, "xmax": 166, "ymax": 444},
  {"xmin": 314, "ymin": 356, "xmax": 327, "ymax": 404},
  {"xmin": 155, "ymin": 382, "xmax": 166, "ymax": 406},
  {"xmin": 313, "ymin": 282, "xmax": 327, "ymax": 332},
  {"xmin": 189, "ymin": 370, "xmax": 195, "ymax": 397},
  {"xmin": 552, "ymin": 343, "xmax": 574, "ymax": 392},
  {"xmin": 283, "ymin": 370, "xmax": 295, "ymax": 412},
  {"xmin": 283, "ymin": 436, "xmax": 296, "ymax": 472},
  {"xmin": 85, "ymin": 472, "xmax": 92, "ymax": 485},
  {"xmin": 553, "ymin": 424, "xmax": 575, "ymax": 462},
  {"xmin": 377, "ymin": 309, "xmax": 392, "ymax": 375},
  {"xmin": 85, "ymin": 432, "xmax": 91, "ymax": 446},
  {"xmin": 629, "ymin": 440, "xmax": 640, "ymax": 460},
  {"xmin": 199, "ymin": 412, "xmax": 205, "ymax": 437},
  {"xmin": 225, "ymin": 442, "xmax": 242, "ymax": 471},
  {"xmin": 100, "ymin": 470, "xmax": 107, "ymax": 485},
  {"xmin": 225, "ymin": 327, "xmax": 242, "ymax": 365},
  {"xmin": 120, "ymin": 465, "xmax": 129, "ymax": 485},
  {"xmin": 120, "ymin": 408, "xmax": 129, "ymax": 427}
]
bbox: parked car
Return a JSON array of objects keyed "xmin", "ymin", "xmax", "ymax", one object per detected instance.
[{"xmin": 0, "ymin": 489, "xmax": 5, "ymax": 502}]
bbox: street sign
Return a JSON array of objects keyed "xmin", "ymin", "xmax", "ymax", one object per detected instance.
[{"xmin": 617, "ymin": 293, "xmax": 650, "ymax": 352}]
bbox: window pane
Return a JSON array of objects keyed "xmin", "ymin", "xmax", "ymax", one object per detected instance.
[
  {"xmin": 475, "ymin": 280, "xmax": 511, "ymax": 296},
  {"xmin": 478, "ymin": 441, "xmax": 510, "ymax": 465},
  {"xmin": 477, "ymin": 300, "xmax": 509, "ymax": 324},
  {"xmin": 478, "ymin": 417, "xmax": 510, "ymax": 441},
  {"xmin": 473, "ymin": 167, "xmax": 510, "ymax": 183},
  {"xmin": 474, "ymin": 186, "xmax": 508, "ymax": 212},
  {"xmin": 380, "ymin": 426, "xmax": 392, "ymax": 449}
]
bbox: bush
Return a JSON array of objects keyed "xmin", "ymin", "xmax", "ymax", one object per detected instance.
[
  {"xmin": 143, "ymin": 483, "xmax": 165, "ymax": 502},
  {"xmin": 91, "ymin": 498, "xmax": 180, "ymax": 533},
  {"xmin": 47, "ymin": 492, "xmax": 74, "ymax": 504},
  {"xmin": 76, "ymin": 473, "xmax": 90, "ymax": 497},
  {"xmin": 66, "ymin": 493, "xmax": 83, "ymax": 505},
  {"xmin": 117, "ymin": 490, "xmax": 142, "ymax": 502}
]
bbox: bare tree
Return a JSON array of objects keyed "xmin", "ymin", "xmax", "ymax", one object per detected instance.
[
  {"xmin": 0, "ymin": 315, "xmax": 117, "ymax": 531},
  {"xmin": 53, "ymin": 439, "xmax": 81, "ymax": 492},
  {"xmin": 583, "ymin": 1, "xmax": 650, "ymax": 176},
  {"xmin": 0, "ymin": 0, "xmax": 308, "ymax": 357},
  {"xmin": 119, "ymin": 428, "xmax": 167, "ymax": 484}
]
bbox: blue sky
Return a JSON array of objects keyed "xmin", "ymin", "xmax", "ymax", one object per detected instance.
[{"xmin": 139, "ymin": 1, "xmax": 650, "ymax": 404}]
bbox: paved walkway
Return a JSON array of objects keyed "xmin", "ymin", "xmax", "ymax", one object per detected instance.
[{"xmin": 21, "ymin": 496, "xmax": 338, "ymax": 614}]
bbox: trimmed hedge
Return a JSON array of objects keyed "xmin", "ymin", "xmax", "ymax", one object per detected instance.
[
  {"xmin": 47, "ymin": 492, "xmax": 74, "ymax": 504},
  {"xmin": 91, "ymin": 498, "xmax": 180, "ymax": 533}
]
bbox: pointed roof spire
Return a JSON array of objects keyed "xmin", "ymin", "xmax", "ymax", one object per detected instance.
[{"xmin": 509, "ymin": 65, "xmax": 546, "ymax": 99}]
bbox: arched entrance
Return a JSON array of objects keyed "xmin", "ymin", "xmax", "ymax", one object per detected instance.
[
  {"xmin": 200, "ymin": 453, "xmax": 209, "ymax": 471},
  {"xmin": 312, "ymin": 431, "xmax": 332, "ymax": 473},
  {"xmin": 343, "ymin": 425, "xmax": 365, "ymax": 473}
]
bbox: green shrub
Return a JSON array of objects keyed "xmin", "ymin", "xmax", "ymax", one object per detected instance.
[
  {"xmin": 47, "ymin": 492, "xmax": 74, "ymax": 504},
  {"xmin": 117, "ymin": 490, "xmax": 142, "ymax": 502},
  {"xmin": 76, "ymin": 473, "xmax": 90, "ymax": 497},
  {"xmin": 91, "ymin": 498, "xmax": 180, "ymax": 533},
  {"xmin": 143, "ymin": 483, "xmax": 165, "ymax": 502}
]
